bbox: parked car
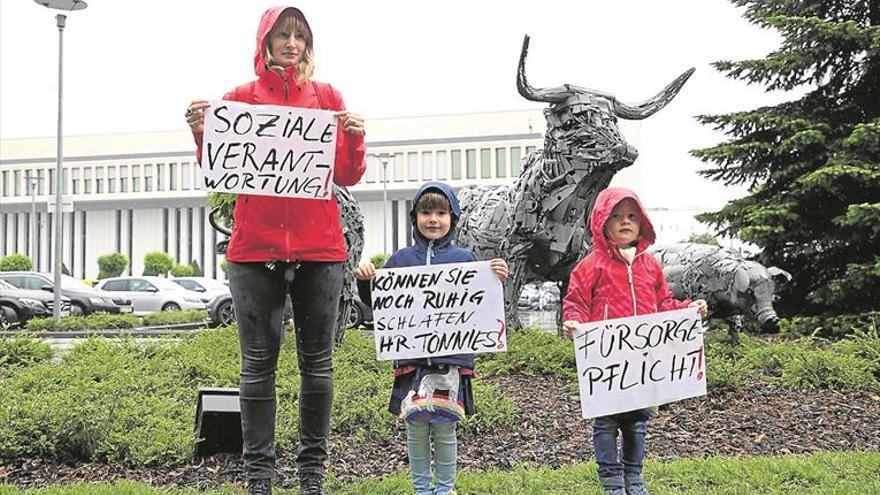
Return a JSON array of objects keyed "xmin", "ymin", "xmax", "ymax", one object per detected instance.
[
  {"xmin": 94, "ymin": 276, "xmax": 209, "ymax": 315},
  {"xmin": 172, "ymin": 277, "xmax": 234, "ymax": 327},
  {"xmin": 0, "ymin": 279, "xmax": 71, "ymax": 326},
  {"xmin": 0, "ymin": 271, "xmax": 132, "ymax": 315}
]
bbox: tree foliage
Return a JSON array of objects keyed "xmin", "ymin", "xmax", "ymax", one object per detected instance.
[
  {"xmin": 0, "ymin": 253, "xmax": 33, "ymax": 272},
  {"xmin": 96, "ymin": 253, "xmax": 128, "ymax": 279},
  {"xmin": 143, "ymin": 252, "xmax": 175, "ymax": 277},
  {"xmin": 693, "ymin": 0, "xmax": 880, "ymax": 315}
]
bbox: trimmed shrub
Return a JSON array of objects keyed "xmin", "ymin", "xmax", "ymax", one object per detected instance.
[
  {"xmin": 96, "ymin": 253, "xmax": 128, "ymax": 279},
  {"xmin": 370, "ymin": 253, "xmax": 391, "ymax": 269},
  {"xmin": 142, "ymin": 252, "xmax": 174, "ymax": 277},
  {"xmin": 478, "ymin": 327, "xmax": 576, "ymax": 379},
  {"xmin": 0, "ymin": 333, "xmax": 54, "ymax": 370},
  {"xmin": 169, "ymin": 264, "xmax": 194, "ymax": 277},
  {"xmin": 141, "ymin": 310, "xmax": 208, "ymax": 327},
  {"xmin": 0, "ymin": 253, "xmax": 32, "ymax": 271},
  {"xmin": 25, "ymin": 314, "xmax": 140, "ymax": 332},
  {"xmin": 779, "ymin": 312, "xmax": 880, "ymax": 339}
]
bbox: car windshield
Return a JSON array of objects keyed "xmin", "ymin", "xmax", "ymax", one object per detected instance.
[
  {"xmin": 0, "ymin": 280, "xmax": 13, "ymax": 289},
  {"xmin": 151, "ymin": 278, "xmax": 187, "ymax": 291},
  {"xmin": 195, "ymin": 278, "xmax": 228, "ymax": 291}
]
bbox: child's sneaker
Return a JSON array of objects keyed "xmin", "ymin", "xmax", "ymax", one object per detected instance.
[{"xmin": 604, "ymin": 488, "xmax": 626, "ymax": 495}]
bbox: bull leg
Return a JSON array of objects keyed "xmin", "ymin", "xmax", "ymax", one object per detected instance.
[
  {"xmin": 556, "ymin": 279, "xmax": 568, "ymax": 338},
  {"xmin": 504, "ymin": 256, "xmax": 528, "ymax": 331},
  {"xmin": 727, "ymin": 314, "xmax": 743, "ymax": 345}
]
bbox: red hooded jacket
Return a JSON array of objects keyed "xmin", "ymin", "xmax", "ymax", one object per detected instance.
[
  {"xmin": 563, "ymin": 188, "xmax": 690, "ymax": 323},
  {"xmin": 192, "ymin": 6, "xmax": 366, "ymax": 263}
]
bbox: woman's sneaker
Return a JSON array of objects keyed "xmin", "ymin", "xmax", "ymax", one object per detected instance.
[{"xmin": 246, "ymin": 478, "xmax": 272, "ymax": 495}]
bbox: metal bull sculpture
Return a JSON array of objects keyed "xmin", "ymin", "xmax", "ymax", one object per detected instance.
[
  {"xmin": 455, "ymin": 35, "xmax": 695, "ymax": 329},
  {"xmin": 649, "ymin": 243, "xmax": 792, "ymax": 344},
  {"xmin": 209, "ymin": 185, "xmax": 364, "ymax": 344}
]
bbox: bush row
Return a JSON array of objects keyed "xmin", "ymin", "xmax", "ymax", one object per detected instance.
[
  {"xmin": 23, "ymin": 310, "xmax": 208, "ymax": 332},
  {"xmin": 0, "ymin": 329, "xmax": 515, "ymax": 465}
]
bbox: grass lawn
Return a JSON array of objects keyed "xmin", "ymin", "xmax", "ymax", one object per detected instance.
[{"xmin": 1, "ymin": 451, "xmax": 877, "ymax": 494}]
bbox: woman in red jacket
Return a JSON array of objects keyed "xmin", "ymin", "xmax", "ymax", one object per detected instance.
[
  {"xmin": 562, "ymin": 187, "xmax": 707, "ymax": 495},
  {"xmin": 184, "ymin": 6, "xmax": 365, "ymax": 495}
]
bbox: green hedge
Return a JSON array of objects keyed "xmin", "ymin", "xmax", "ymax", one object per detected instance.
[
  {"xmin": 779, "ymin": 311, "xmax": 880, "ymax": 339},
  {"xmin": 24, "ymin": 311, "xmax": 207, "ymax": 332},
  {"xmin": 0, "ymin": 329, "xmax": 515, "ymax": 465}
]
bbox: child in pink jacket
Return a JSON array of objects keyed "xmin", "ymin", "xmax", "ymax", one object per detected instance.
[{"xmin": 562, "ymin": 187, "xmax": 707, "ymax": 495}]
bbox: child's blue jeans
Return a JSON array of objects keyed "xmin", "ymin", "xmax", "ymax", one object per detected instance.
[
  {"xmin": 407, "ymin": 419, "xmax": 457, "ymax": 495},
  {"xmin": 593, "ymin": 412, "xmax": 648, "ymax": 489}
]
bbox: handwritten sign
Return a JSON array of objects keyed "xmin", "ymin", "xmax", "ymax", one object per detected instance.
[
  {"xmin": 573, "ymin": 307, "xmax": 706, "ymax": 419},
  {"xmin": 372, "ymin": 261, "xmax": 506, "ymax": 360},
  {"xmin": 200, "ymin": 100, "xmax": 337, "ymax": 200}
]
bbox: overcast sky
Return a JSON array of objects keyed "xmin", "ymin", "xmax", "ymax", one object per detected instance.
[{"xmin": 0, "ymin": 0, "xmax": 799, "ymax": 210}]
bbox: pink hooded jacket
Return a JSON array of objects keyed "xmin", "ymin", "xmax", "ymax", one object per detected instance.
[
  {"xmin": 193, "ymin": 6, "xmax": 366, "ymax": 263},
  {"xmin": 563, "ymin": 187, "xmax": 690, "ymax": 323}
]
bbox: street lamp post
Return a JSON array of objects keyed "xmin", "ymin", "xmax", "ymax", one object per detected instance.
[
  {"xmin": 376, "ymin": 153, "xmax": 393, "ymax": 255},
  {"xmin": 34, "ymin": 0, "xmax": 88, "ymax": 321}
]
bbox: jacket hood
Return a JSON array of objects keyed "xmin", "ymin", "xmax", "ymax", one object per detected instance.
[
  {"xmin": 410, "ymin": 181, "xmax": 461, "ymax": 249},
  {"xmin": 253, "ymin": 6, "xmax": 311, "ymax": 79},
  {"xmin": 590, "ymin": 187, "xmax": 656, "ymax": 254}
]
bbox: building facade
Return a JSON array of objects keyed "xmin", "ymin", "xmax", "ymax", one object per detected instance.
[{"xmin": 1, "ymin": 109, "xmax": 708, "ymax": 280}]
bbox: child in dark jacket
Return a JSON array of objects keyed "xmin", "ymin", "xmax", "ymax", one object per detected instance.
[
  {"xmin": 562, "ymin": 187, "xmax": 707, "ymax": 495},
  {"xmin": 355, "ymin": 181, "xmax": 508, "ymax": 495}
]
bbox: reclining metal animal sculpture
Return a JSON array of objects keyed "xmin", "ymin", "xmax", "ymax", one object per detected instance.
[
  {"xmin": 649, "ymin": 242, "xmax": 792, "ymax": 344},
  {"xmin": 455, "ymin": 35, "xmax": 695, "ymax": 329}
]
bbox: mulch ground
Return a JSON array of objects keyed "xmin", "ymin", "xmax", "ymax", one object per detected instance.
[{"xmin": 2, "ymin": 375, "xmax": 879, "ymax": 490}]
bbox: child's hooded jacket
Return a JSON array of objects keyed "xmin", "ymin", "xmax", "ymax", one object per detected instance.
[{"xmin": 563, "ymin": 187, "xmax": 690, "ymax": 323}]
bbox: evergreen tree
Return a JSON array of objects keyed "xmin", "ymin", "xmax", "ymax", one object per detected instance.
[{"xmin": 693, "ymin": 0, "xmax": 880, "ymax": 315}]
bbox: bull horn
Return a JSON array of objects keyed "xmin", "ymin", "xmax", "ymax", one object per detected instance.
[
  {"xmin": 517, "ymin": 35, "xmax": 571, "ymax": 103},
  {"xmin": 614, "ymin": 67, "xmax": 695, "ymax": 120}
]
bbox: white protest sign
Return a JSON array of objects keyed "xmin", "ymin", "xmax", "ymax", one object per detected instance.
[
  {"xmin": 372, "ymin": 261, "xmax": 506, "ymax": 360},
  {"xmin": 573, "ymin": 307, "xmax": 706, "ymax": 419},
  {"xmin": 200, "ymin": 100, "xmax": 337, "ymax": 200}
]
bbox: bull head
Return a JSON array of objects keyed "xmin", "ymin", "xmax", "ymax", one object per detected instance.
[{"xmin": 517, "ymin": 34, "xmax": 694, "ymax": 168}]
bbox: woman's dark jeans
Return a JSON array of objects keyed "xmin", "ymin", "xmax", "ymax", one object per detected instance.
[{"xmin": 227, "ymin": 261, "xmax": 343, "ymax": 481}]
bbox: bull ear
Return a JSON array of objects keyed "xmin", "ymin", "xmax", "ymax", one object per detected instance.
[
  {"xmin": 768, "ymin": 266, "xmax": 792, "ymax": 282},
  {"xmin": 734, "ymin": 267, "xmax": 749, "ymax": 293}
]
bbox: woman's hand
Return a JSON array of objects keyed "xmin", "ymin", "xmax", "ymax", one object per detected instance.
[
  {"xmin": 689, "ymin": 299, "xmax": 709, "ymax": 319},
  {"xmin": 354, "ymin": 261, "xmax": 376, "ymax": 281},
  {"xmin": 185, "ymin": 100, "xmax": 211, "ymax": 133},
  {"xmin": 562, "ymin": 320, "xmax": 580, "ymax": 340},
  {"xmin": 489, "ymin": 258, "xmax": 509, "ymax": 283},
  {"xmin": 336, "ymin": 111, "xmax": 365, "ymax": 136}
]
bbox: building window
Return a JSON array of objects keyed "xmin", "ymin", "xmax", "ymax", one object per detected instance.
[
  {"xmin": 451, "ymin": 150, "xmax": 462, "ymax": 180},
  {"xmin": 2, "ymin": 171, "xmax": 9, "ymax": 196},
  {"xmin": 156, "ymin": 163, "xmax": 165, "ymax": 191},
  {"xmin": 107, "ymin": 166, "xmax": 116, "ymax": 193},
  {"xmin": 511, "ymin": 147, "xmax": 523, "ymax": 176},
  {"xmin": 466, "ymin": 149, "xmax": 476, "ymax": 179},
  {"xmin": 170, "ymin": 163, "xmax": 178, "ymax": 190},
  {"xmin": 407, "ymin": 152, "xmax": 418, "ymax": 182},
  {"xmin": 62, "ymin": 169, "xmax": 69, "ymax": 195},
  {"xmin": 393, "ymin": 153, "xmax": 404, "ymax": 182},
  {"xmin": 144, "ymin": 164, "xmax": 153, "ymax": 192},
  {"xmin": 365, "ymin": 155, "xmax": 377, "ymax": 183},
  {"xmin": 182, "ymin": 163, "xmax": 192, "ymax": 190},
  {"xmin": 526, "ymin": 145, "xmax": 537, "ymax": 155},
  {"xmin": 37, "ymin": 170, "xmax": 46, "ymax": 195},
  {"xmin": 95, "ymin": 167, "xmax": 104, "ymax": 194},
  {"xmin": 421, "ymin": 152, "xmax": 433, "ymax": 181},
  {"xmin": 496, "ymin": 148, "xmax": 507, "ymax": 178},
  {"xmin": 25, "ymin": 171, "xmax": 33, "ymax": 195},
  {"xmin": 480, "ymin": 148, "xmax": 492, "ymax": 179},
  {"xmin": 132, "ymin": 165, "xmax": 141, "ymax": 192},
  {"xmin": 71, "ymin": 168, "xmax": 81, "ymax": 194},
  {"xmin": 120, "ymin": 165, "xmax": 129, "ymax": 193},
  {"xmin": 436, "ymin": 151, "xmax": 447, "ymax": 180},
  {"xmin": 13, "ymin": 170, "xmax": 21, "ymax": 196},
  {"xmin": 83, "ymin": 167, "xmax": 92, "ymax": 194}
]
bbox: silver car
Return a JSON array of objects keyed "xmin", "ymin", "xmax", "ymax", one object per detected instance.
[{"xmin": 95, "ymin": 276, "xmax": 209, "ymax": 315}]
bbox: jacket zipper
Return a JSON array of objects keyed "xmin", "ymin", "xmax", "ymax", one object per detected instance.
[
  {"xmin": 426, "ymin": 240, "xmax": 434, "ymax": 266},
  {"xmin": 625, "ymin": 252, "xmax": 646, "ymax": 316}
]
